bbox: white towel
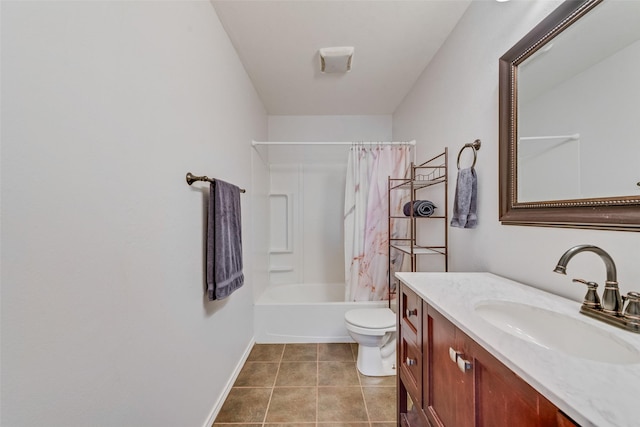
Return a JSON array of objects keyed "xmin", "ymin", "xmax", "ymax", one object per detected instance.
[{"xmin": 450, "ymin": 168, "xmax": 477, "ymax": 229}]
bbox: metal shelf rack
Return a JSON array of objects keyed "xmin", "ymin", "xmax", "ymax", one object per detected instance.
[{"xmin": 388, "ymin": 149, "xmax": 449, "ymax": 298}]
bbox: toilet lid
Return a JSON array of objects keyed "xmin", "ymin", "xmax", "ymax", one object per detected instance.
[{"xmin": 345, "ymin": 308, "xmax": 395, "ymax": 329}]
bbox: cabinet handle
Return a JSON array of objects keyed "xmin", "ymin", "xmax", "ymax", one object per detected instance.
[
  {"xmin": 406, "ymin": 308, "xmax": 418, "ymax": 318},
  {"xmin": 457, "ymin": 356, "xmax": 472, "ymax": 373},
  {"xmin": 449, "ymin": 347, "xmax": 461, "ymax": 363},
  {"xmin": 449, "ymin": 347, "xmax": 472, "ymax": 372},
  {"xmin": 406, "ymin": 357, "xmax": 417, "ymax": 366}
]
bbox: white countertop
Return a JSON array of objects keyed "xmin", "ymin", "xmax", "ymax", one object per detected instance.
[{"xmin": 396, "ymin": 272, "xmax": 640, "ymax": 427}]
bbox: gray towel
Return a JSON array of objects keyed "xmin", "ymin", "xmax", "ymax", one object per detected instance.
[
  {"xmin": 207, "ymin": 180, "xmax": 244, "ymax": 300},
  {"xmin": 450, "ymin": 168, "xmax": 477, "ymax": 229},
  {"xmin": 403, "ymin": 200, "xmax": 436, "ymax": 217}
]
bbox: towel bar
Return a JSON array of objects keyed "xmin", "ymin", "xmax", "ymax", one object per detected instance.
[{"xmin": 186, "ymin": 172, "xmax": 246, "ymax": 193}]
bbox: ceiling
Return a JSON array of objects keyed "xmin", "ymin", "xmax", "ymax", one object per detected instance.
[{"xmin": 212, "ymin": 0, "xmax": 471, "ymax": 115}]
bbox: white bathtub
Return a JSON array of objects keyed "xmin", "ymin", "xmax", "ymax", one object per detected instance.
[{"xmin": 254, "ymin": 283, "xmax": 388, "ymax": 343}]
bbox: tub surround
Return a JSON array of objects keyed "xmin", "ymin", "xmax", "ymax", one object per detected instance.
[
  {"xmin": 254, "ymin": 283, "xmax": 386, "ymax": 343},
  {"xmin": 396, "ymin": 272, "xmax": 640, "ymax": 427}
]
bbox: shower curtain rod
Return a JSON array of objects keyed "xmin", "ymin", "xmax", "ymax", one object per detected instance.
[{"xmin": 251, "ymin": 140, "xmax": 416, "ymax": 146}]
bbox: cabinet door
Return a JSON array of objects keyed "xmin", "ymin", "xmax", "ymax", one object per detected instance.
[
  {"xmin": 424, "ymin": 306, "xmax": 474, "ymax": 427},
  {"xmin": 469, "ymin": 332, "xmax": 558, "ymax": 427}
]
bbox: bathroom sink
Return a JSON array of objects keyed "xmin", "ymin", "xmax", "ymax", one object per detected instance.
[{"xmin": 474, "ymin": 301, "xmax": 640, "ymax": 364}]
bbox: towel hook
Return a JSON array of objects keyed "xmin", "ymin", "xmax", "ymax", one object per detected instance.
[{"xmin": 457, "ymin": 139, "xmax": 481, "ymax": 170}]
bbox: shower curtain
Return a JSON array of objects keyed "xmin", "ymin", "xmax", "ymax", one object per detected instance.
[{"xmin": 344, "ymin": 144, "xmax": 412, "ymax": 302}]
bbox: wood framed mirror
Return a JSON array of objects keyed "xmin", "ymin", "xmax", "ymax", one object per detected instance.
[{"xmin": 499, "ymin": 0, "xmax": 640, "ymax": 231}]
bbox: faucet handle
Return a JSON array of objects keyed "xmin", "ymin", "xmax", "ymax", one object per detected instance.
[
  {"xmin": 623, "ymin": 292, "xmax": 640, "ymax": 320},
  {"xmin": 572, "ymin": 278, "xmax": 602, "ymax": 309}
]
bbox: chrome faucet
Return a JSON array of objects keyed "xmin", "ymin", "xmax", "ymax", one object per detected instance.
[{"xmin": 554, "ymin": 244, "xmax": 640, "ymax": 333}]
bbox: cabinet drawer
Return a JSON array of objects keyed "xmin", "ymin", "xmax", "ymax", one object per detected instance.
[
  {"xmin": 400, "ymin": 335, "xmax": 423, "ymax": 405},
  {"xmin": 401, "ymin": 285, "xmax": 422, "ymax": 341}
]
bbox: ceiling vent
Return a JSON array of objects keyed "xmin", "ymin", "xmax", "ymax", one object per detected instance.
[{"xmin": 319, "ymin": 46, "xmax": 354, "ymax": 73}]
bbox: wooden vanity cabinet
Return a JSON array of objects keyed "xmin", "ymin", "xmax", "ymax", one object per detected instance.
[{"xmin": 397, "ymin": 283, "xmax": 580, "ymax": 427}]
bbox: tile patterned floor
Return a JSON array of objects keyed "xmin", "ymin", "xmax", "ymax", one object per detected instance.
[{"xmin": 213, "ymin": 343, "xmax": 397, "ymax": 427}]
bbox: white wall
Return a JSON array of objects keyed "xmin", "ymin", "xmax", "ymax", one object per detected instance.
[
  {"xmin": 393, "ymin": 0, "xmax": 640, "ymax": 303},
  {"xmin": 1, "ymin": 1, "xmax": 268, "ymax": 426},
  {"xmin": 264, "ymin": 115, "xmax": 392, "ymax": 287}
]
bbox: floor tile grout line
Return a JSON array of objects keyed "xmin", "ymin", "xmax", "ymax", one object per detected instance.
[
  {"xmin": 359, "ymin": 376, "xmax": 372, "ymax": 426},
  {"xmin": 316, "ymin": 343, "xmax": 319, "ymax": 425},
  {"xmin": 355, "ymin": 351, "xmax": 367, "ymax": 426},
  {"xmin": 316, "ymin": 343, "xmax": 320, "ymax": 426},
  {"xmin": 353, "ymin": 343, "xmax": 376, "ymax": 427},
  {"xmin": 259, "ymin": 344, "xmax": 285, "ymax": 427}
]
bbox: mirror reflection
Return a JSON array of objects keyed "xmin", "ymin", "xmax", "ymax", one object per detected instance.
[{"xmin": 516, "ymin": 0, "xmax": 640, "ymax": 203}]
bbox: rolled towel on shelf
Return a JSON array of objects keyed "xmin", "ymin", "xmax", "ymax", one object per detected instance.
[{"xmin": 403, "ymin": 200, "xmax": 437, "ymax": 217}]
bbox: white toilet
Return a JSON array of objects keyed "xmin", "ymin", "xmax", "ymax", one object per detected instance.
[{"xmin": 345, "ymin": 308, "xmax": 396, "ymax": 377}]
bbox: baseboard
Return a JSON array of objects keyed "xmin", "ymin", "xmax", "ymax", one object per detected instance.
[
  {"xmin": 202, "ymin": 337, "xmax": 256, "ymax": 427},
  {"xmin": 256, "ymin": 333, "xmax": 353, "ymax": 344}
]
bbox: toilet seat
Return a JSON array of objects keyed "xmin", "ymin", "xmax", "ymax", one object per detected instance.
[{"xmin": 345, "ymin": 308, "xmax": 395, "ymax": 330}]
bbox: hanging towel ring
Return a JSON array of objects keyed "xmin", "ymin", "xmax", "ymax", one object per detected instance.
[{"xmin": 457, "ymin": 139, "xmax": 482, "ymax": 170}]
